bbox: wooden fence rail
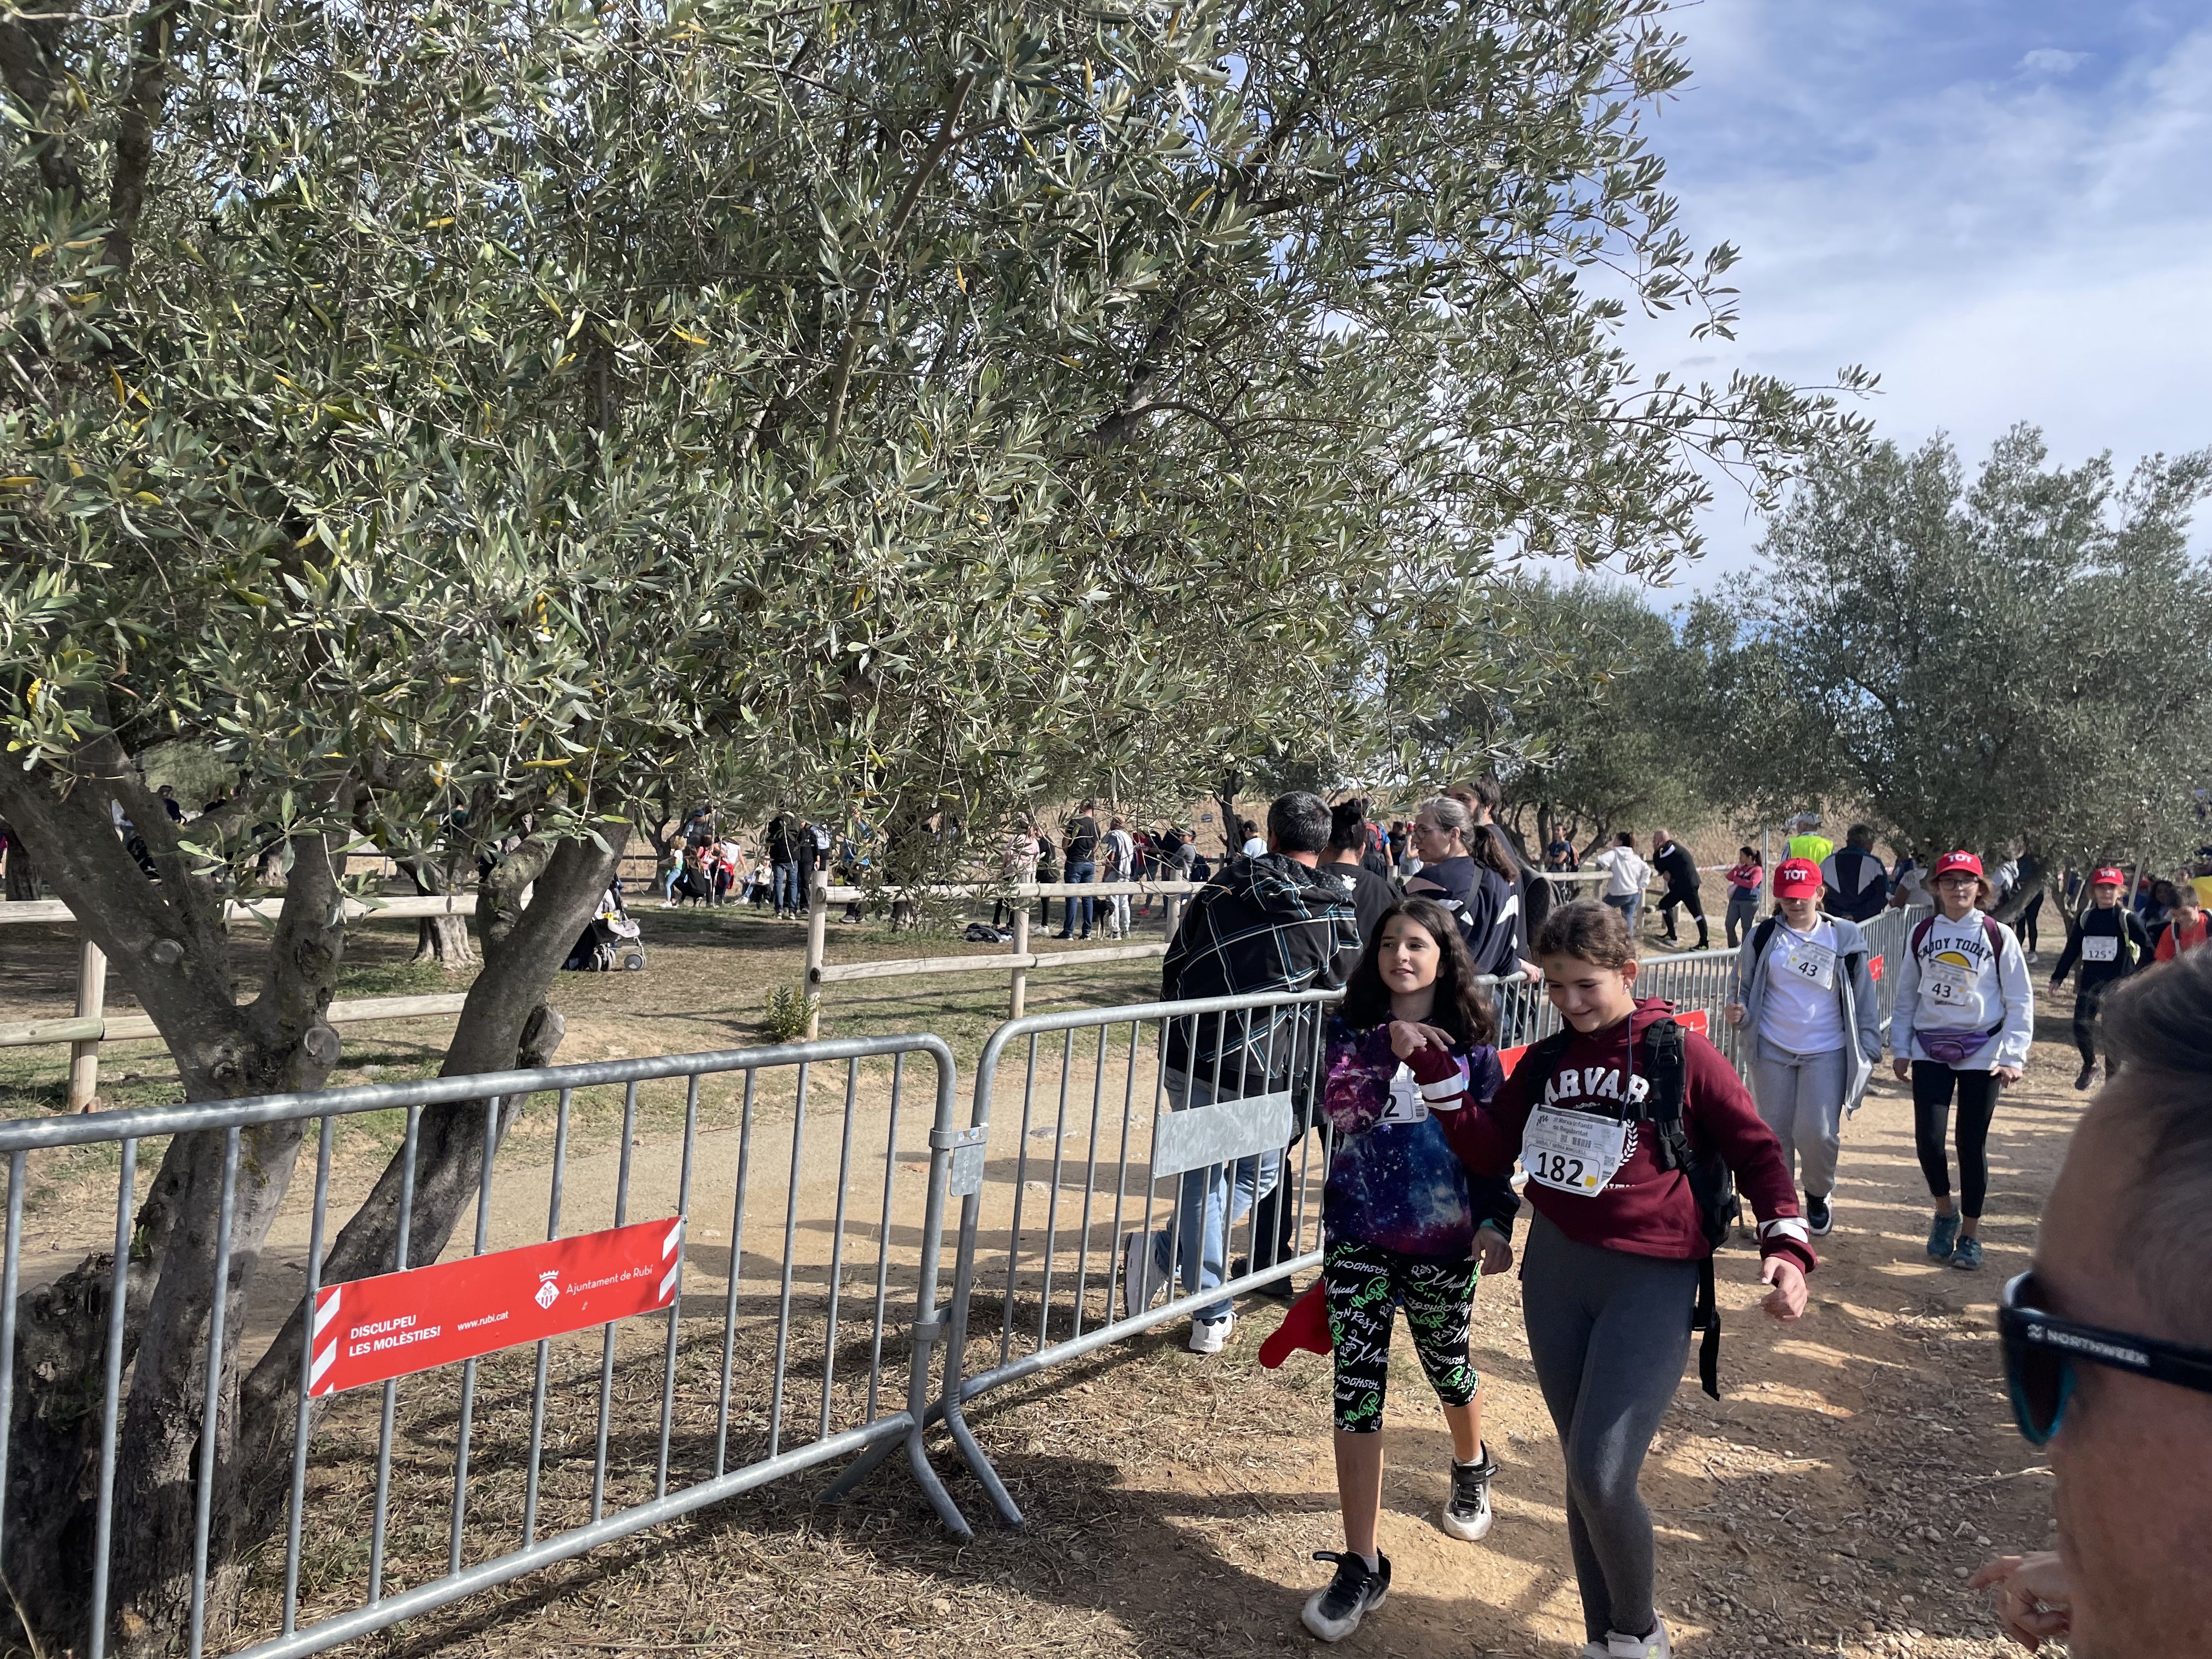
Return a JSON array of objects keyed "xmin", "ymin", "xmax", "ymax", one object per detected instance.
[{"xmin": 0, "ymin": 893, "xmax": 479, "ymax": 1108}]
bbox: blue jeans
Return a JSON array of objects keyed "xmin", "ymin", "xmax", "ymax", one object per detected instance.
[
  {"xmin": 1058, "ymin": 860, "xmax": 1096, "ymax": 936},
  {"xmin": 1144, "ymin": 1070, "xmax": 1282, "ymax": 1324},
  {"xmin": 772, "ymin": 860, "xmax": 804, "ymax": 913},
  {"xmin": 1604, "ymin": 892, "xmax": 1641, "ymax": 934}
]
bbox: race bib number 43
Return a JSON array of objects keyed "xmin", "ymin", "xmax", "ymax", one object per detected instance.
[
  {"xmin": 1785, "ymin": 940, "xmax": 1837, "ymax": 989},
  {"xmin": 1521, "ymin": 1107, "xmax": 1630, "ymax": 1197},
  {"xmin": 1926, "ymin": 958, "xmax": 1977, "ymax": 1006}
]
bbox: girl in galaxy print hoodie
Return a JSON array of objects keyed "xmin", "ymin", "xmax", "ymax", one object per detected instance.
[{"xmin": 1295, "ymin": 899, "xmax": 1518, "ymax": 1644}]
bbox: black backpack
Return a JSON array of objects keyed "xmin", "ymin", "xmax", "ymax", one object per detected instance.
[{"xmin": 1523, "ymin": 1015, "xmax": 1740, "ymax": 1398}]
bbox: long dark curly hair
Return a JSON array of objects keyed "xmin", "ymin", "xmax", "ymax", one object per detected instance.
[{"xmin": 1339, "ymin": 897, "xmax": 1498, "ymax": 1047}]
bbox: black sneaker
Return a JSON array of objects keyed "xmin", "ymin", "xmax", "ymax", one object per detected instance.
[
  {"xmin": 2075, "ymin": 1061, "xmax": 2096, "ymax": 1091},
  {"xmin": 1805, "ymin": 1193, "xmax": 1833, "ymax": 1237},
  {"xmin": 1301, "ymin": 1550, "xmax": 1391, "ymax": 1642},
  {"xmin": 1440, "ymin": 1446, "xmax": 1498, "ymax": 1541}
]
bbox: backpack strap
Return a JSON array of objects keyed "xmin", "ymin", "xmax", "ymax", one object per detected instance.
[
  {"xmin": 1528, "ymin": 1027, "xmax": 1575, "ymax": 1069},
  {"xmin": 1640, "ymin": 1018, "xmax": 1690, "ymax": 1172},
  {"xmin": 1910, "ymin": 915, "xmax": 1934, "ymax": 956},
  {"xmin": 1751, "ymin": 914, "xmax": 1779, "ymax": 960},
  {"xmin": 1694, "ymin": 1257, "xmax": 1721, "ymax": 1400}
]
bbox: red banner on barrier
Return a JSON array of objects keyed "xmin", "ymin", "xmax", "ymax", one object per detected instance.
[
  {"xmin": 1498, "ymin": 1007, "xmax": 1708, "ymax": 1079},
  {"xmin": 309, "ymin": 1216, "xmax": 685, "ymax": 1397}
]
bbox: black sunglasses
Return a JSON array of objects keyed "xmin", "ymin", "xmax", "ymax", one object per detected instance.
[{"xmin": 1999, "ymin": 1272, "xmax": 2212, "ymax": 1446}]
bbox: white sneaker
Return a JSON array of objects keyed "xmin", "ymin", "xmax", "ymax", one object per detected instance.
[
  {"xmin": 1188, "ymin": 1313, "xmax": 1232, "ymax": 1354},
  {"xmin": 1606, "ymin": 1618, "xmax": 1672, "ymax": 1658},
  {"xmin": 1579, "ymin": 1645, "xmax": 1610, "ymax": 1659},
  {"xmin": 1117, "ymin": 1231, "xmax": 1163, "ymax": 1324}
]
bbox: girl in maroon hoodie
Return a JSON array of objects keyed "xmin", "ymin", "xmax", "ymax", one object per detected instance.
[{"xmin": 1435, "ymin": 900, "xmax": 1814, "ymax": 1659}]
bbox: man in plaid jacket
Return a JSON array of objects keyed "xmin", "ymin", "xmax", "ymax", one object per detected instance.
[{"xmin": 1122, "ymin": 792, "xmax": 1359, "ymax": 1353}]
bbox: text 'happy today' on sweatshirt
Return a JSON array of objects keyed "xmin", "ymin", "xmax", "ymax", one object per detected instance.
[{"xmin": 1434, "ymin": 1000, "xmax": 1816, "ymax": 1277}]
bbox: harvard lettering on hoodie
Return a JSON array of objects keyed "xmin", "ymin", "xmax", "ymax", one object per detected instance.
[{"xmin": 1436, "ymin": 999, "xmax": 1816, "ymax": 1277}]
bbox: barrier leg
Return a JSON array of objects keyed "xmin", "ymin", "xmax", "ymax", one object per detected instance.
[
  {"xmin": 67, "ymin": 938, "xmax": 106, "ymax": 1112},
  {"xmin": 1008, "ymin": 910, "xmax": 1029, "ymax": 1019}
]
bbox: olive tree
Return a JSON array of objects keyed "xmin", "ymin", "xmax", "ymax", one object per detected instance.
[
  {"xmin": 1696, "ymin": 427, "xmax": 2212, "ymax": 912},
  {"xmin": 3, "ymin": 0, "xmax": 1859, "ymax": 1647}
]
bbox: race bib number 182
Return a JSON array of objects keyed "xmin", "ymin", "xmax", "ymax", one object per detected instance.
[{"xmin": 1521, "ymin": 1108, "xmax": 1630, "ymax": 1197}]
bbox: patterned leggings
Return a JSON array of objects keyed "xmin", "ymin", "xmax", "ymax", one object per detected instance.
[{"xmin": 1323, "ymin": 1238, "xmax": 1481, "ymax": 1434}]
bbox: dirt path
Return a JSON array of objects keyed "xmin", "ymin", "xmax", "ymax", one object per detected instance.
[{"xmin": 318, "ymin": 1010, "xmax": 2081, "ymax": 1659}]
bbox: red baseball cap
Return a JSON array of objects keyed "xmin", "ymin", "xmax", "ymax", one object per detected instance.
[
  {"xmin": 1932, "ymin": 850, "xmax": 1983, "ymax": 879},
  {"xmin": 2090, "ymin": 865, "xmax": 2128, "ymax": 887},
  {"xmin": 1773, "ymin": 857, "xmax": 1823, "ymax": 899}
]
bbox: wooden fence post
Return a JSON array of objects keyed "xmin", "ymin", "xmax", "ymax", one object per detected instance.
[
  {"xmin": 803, "ymin": 870, "xmax": 829, "ymax": 1039},
  {"xmin": 1009, "ymin": 906, "xmax": 1030, "ymax": 1019},
  {"xmin": 67, "ymin": 936, "xmax": 107, "ymax": 1111}
]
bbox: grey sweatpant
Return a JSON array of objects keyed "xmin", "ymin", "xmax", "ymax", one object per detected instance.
[
  {"xmin": 1748, "ymin": 1038, "xmax": 1850, "ymax": 1199},
  {"xmin": 1521, "ymin": 1214, "xmax": 1698, "ymax": 1646}
]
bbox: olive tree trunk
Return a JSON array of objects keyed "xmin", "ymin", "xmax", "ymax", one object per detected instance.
[{"xmin": 0, "ymin": 738, "xmax": 623, "ymax": 1657}]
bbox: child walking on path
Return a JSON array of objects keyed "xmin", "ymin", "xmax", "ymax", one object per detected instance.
[
  {"xmin": 1297, "ymin": 898, "xmax": 1519, "ymax": 1644},
  {"xmin": 1887, "ymin": 850, "xmax": 2035, "ymax": 1272},
  {"xmin": 1437, "ymin": 900, "xmax": 1815, "ymax": 1659}
]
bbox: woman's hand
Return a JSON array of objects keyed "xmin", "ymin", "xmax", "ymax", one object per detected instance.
[
  {"xmin": 1968, "ymin": 1551, "xmax": 2070, "ymax": 1650},
  {"xmin": 1725, "ymin": 1002, "xmax": 1747, "ymax": 1028},
  {"xmin": 1759, "ymin": 1256, "xmax": 1808, "ymax": 1321},
  {"xmin": 1892, "ymin": 1057, "xmax": 1912, "ymax": 1081},
  {"xmin": 1387, "ymin": 1020, "xmax": 1457, "ymax": 1060},
  {"xmin": 1476, "ymin": 1226, "xmax": 1514, "ymax": 1277},
  {"xmin": 1994, "ymin": 1064, "xmax": 2024, "ymax": 1087}
]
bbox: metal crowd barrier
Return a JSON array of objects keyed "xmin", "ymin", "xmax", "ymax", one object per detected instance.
[
  {"xmin": 927, "ymin": 990, "xmax": 1340, "ymax": 1525},
  {"xmin": 19, "ymin": 912, "xmax": 1940, "ymax": 1657},
  {"xmin": 2, "ymin": 1033, "xmax": 964, "ymax": 1659}
]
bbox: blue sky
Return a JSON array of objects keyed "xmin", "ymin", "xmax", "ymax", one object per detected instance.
[{"xmin": 1622, "ymin": 0, "xmax": 2212, "ymax": 589}]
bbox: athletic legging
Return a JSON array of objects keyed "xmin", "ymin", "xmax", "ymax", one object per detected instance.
[
  {"xmin": 2070, "ymin": 986, "xmax": 2110, "ymax": 1067},
  {"xmin": 1323, "ymin": 1239, "xmax": 1480, "ymax": 1434},
  {"xmin": 2017, "ymin": 891, "xmax": 2044, "ymax": 953},
  {"xmin": 1520, "ymin": 1214, "xmax": 1699, "ymax": 1647},
  {"xmin": 1910, "ymin": 1062, "xmax": 2001, "ymax": 1219}
]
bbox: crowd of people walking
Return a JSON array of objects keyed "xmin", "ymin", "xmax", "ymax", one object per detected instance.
[{"xmin": 1079, "ymin": 786, "xmax": 2211, "ymax": 1657}]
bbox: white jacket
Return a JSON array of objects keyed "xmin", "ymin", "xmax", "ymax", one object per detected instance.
[{"xmin": 1594, "ymin": 847, "xmax": 1649, "ymax": 899}]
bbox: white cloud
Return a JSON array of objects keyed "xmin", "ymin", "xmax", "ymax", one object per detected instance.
[{"xmin": 1606, "ymin": 2, "xmax": 2212, "ymax": 586}]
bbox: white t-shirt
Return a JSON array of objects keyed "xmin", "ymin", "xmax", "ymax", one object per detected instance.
[
  {"xmin": 1761, "ymin": 918, "xmax": 1846, "ymax": 1052},
  {"xmin": 1595, "ymin": 847, "xmax": 1649, "ymax": 899}
]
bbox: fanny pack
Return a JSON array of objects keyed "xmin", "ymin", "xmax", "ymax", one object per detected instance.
[{"xmin": 1918, "ymin": 1025, "xmax": 2000, "ymax": 1066}]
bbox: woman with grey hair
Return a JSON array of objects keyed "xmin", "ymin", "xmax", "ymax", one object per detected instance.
[{"xmin": 1404, "ymin": 797, "xmax": 1524, "ymax": 978}]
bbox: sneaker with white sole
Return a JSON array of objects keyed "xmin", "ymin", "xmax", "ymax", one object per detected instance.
[
  {"xmin": 1606, "ymin": 1617, "xmax": 1672, "ymax": 1658},
  {"xmin": 1805, "ymin": 1193, "xmax": 1833, "ymax": 1236},
  {"xmin": 1188, "ymin": 1312, "xmax": 1232, "ymax": 1354},
  {"xmin": 1440, "ymin": 1446, "xmax": 1498, "ymax": 1541},
  {"xmin": 1301, "ymin": 1550, "xmax": 1390, "ymax": 1643},
  {"xmin": 1117, "ymin": 1231, "xmax": 1164, "ymax": 1324},
  {"xmin": 1578, "ymin": 1645, "xmax": 1610, "ymax": 1659}
]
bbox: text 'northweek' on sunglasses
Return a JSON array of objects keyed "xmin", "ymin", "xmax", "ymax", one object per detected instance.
[{"xmin": 1999, "ymin": 1272, "xmax": 2212, "ymax": 1446}]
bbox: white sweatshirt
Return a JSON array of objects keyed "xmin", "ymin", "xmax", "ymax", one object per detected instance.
[{"xmin": 1889, "ymin": 910, "xmax": 2036, "ymax": 1070}]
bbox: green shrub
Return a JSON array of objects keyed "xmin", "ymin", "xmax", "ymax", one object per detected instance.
[{"xmin": 761, "ymin": 985, "xmax": 817, "ymax": 1043}]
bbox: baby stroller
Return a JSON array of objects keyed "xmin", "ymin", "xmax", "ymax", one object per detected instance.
[{"xmin": 563, "ymin": 882, "xmax": 646, "ymax": 972}]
